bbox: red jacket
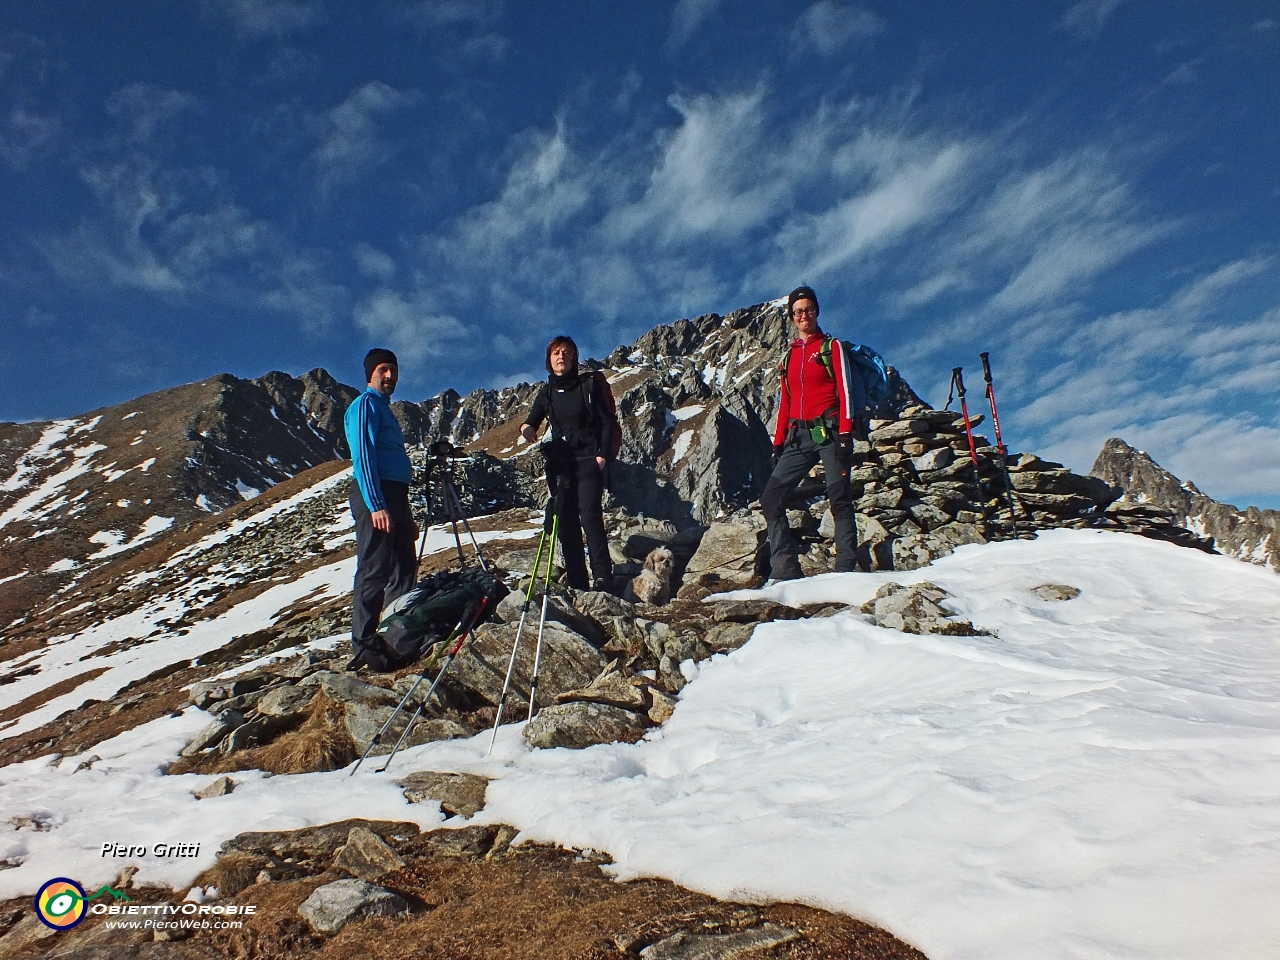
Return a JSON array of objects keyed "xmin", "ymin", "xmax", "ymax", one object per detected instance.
[{"xmin": 773, "ymin": 332, "xmax": 856, "ymax": 446}]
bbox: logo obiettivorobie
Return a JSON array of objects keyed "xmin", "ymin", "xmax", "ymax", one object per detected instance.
[{"xmin": 34, "ymin": 878, "xmax": 130, "ymax": 930}]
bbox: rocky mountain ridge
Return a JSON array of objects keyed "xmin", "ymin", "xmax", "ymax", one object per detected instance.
[
  {"xmin": 1090, "ymin": 437, "xmax": 1278, "ymax": 574},
  {"xmin": 0, "ymin": 369, "xmax": 357, "ymax": 628}
]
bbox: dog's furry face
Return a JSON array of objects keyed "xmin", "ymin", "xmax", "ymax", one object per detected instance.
[
  {"xmin": 628, "ymin": 546, "xmax": 675, "ymax": 605},
  {"xmin": 644, "ymin": 546, "xmax": 675, "ymax": 579}
]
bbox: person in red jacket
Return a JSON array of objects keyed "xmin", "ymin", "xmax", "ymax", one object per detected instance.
[{"xmin": 760, "ymin": 286, "xmax": 865, "ymax": 580}]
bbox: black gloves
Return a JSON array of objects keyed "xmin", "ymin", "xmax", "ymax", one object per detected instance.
[
  {"xmin": 836, "ymin": 432, "xmax": 854, "ymax": 468},
  {"xmin": 771, "ymin": 445, "xmax": 784, "ymax": 467}
]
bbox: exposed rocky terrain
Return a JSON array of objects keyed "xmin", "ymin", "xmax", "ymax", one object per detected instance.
[
  {"xmin": 0, "ymin": 369, "xmax": 357, "ymax": 629},
  {"xmin": 1091, "ymin": 437, "xmax": 1277, "ymax": 573}
]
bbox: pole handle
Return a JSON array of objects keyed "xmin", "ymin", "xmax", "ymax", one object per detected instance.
[
  {"xmin": 980, "ymin": 352, "xmax": 993, "ymax": 385},
  {"xmin": 951, "ymin": 366, "xmax": 966, "ymax": 399}
]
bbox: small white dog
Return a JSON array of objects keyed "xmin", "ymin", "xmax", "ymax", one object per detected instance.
[{"xmin": 625, "ymin": 546, "xmax": 675, "ymax": 605}]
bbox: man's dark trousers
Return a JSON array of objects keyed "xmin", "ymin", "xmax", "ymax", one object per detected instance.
[
  {"xmin": 350, "ymin": 480, "xmax": 417, "ymax": 645},
  {"xmin": 760, "ymin": 428, "xmax": 859, "ymax": 579}
]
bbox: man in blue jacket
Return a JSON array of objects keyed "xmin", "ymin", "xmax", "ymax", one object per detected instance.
[{"xmin": 345, "ymin": 348, "xmax": 417, "ymax": 667}]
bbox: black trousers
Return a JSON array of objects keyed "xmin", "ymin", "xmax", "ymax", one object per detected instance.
[
  {"xmin": 760, "ymin": 428, "xmax": 859, "ymax": 579},
  {"xmin": 350, "ymin": 480, "xmax": 418, "ymax": 644},
  {"xmin": 549, "ymin": 457, "xmax": 612, "ymax": 590}
]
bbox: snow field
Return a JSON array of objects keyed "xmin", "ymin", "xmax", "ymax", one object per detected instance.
[{"xmin": 0, "ymin": 530, "xmax": 1274, "ymax": 960}]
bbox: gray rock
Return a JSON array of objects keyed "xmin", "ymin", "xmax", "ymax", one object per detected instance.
[
  {"xmin": 1030, "ymin": 583, "xmax": 1081, "ymax": 601},
  {"xmin": 869, "ymin": 420, "xmax": 933, "ymax": 443},
  {"xmin": 194, "ymin": 776, "xmax": 235, "ymax": 799},
  {"xmin": 297, "ymin": 878, "xmax": 409, "ymax": 934},
  {"xmin": 574, "ymin": 590, "xmax": 638, "ymax": 625},
  {"xmin": 189, "ymin": 674, "xmax": 271, "ymax": 709},
  {"xmin": 910, "ymin": 446, "xmax": 955, "ymax": 473},
  {"xmin": 399, "ymin": 771, "xmax": 490, "ymax": 818},
  {"xmin": 180, "ymin": 711, "xmax": 244, "ymax": 757},
  {"xmin": 493, "ymin": 590, "xmax": 606, "ymax": 646},
  {"xmin": 683, "ymin": 516, "xmax": 766, "ymax": 584},
  {"xmin": 639, "ymin": 922, "xmax": 800, "ymax": 959},
  {"xmin": 524, "ymin": 702, "xmax": 650, "ymax": 749},
  {"xmin": 333, "ymin": 826, "xmax": 406, "ymax": 881},
  {"xmin": 257, "ymin": 684, "xmax": 314, "ymax": 718},
  {"xmin": 448, "ymin": 621, "xmax": 611, "ymax": 711},
  {"xmin": 703, "ymin": 622, "xmax": 756, "ymax": 652},
  {"xmin": 306, "ymin": 671, "xmax": 400, "ymax": 707},
  {"xmin": 343, "ymin": 702, "xmax": 469, "ymax": 755}
]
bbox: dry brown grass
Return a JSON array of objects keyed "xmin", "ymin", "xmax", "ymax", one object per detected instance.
[{"xmin": 254, "ymin": 691, "xmax": 356, "ymax": 775}]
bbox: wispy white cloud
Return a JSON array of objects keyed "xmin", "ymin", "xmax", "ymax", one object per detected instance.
[
  {"xmin": 312, "ymin": 81, "xmax": 419, "ymax": 194},
  {"xmin": 666, "ymin": 0, "xmax": 721, "ymax": 51},
  {"xmin": 790, "ymin": 2, "xmax": 886, "ymax": 56},
  {"xmin": 105, "ymin": 85, "xmax": 198, "ymax": 142},
  {"xmin": 1058, "ymin": 0, "xmax": 1125, "ymax": 41},
  {"xmin": 353, "ymin": 289, "xmax": 470, "ymax": 365},
  {"xmin": 0, "ymin": 105, "xmax": 59, "ymax": 170},
  {"xmin": 203, "ymin": 0, "xmax": 323, "ymax": 39},
  {"xmin": 353, "ymin": 243, "xmax": 396, "ymax": 281},
  {"xmin": 401, "ymin": 0, "xmax": 508, "ymax": 62}
]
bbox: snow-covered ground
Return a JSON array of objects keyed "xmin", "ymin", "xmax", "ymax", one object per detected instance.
[{"xmin": 1, "ymin": 530, "xmax": 1276, "ymax": 960}]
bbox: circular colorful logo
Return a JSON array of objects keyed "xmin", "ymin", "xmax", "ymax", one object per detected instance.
[{"xmin": 35, "ymin": 878, "xmax": 87, "ymax": 930}]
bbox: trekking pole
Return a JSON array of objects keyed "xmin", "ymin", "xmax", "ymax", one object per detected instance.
[
  {"xmin": 527, "ymin": 488, "xmax": 564, "ymax": 724},
  {"xmin": 946, "ymin": 367, "xmax": 982, "ymax": 483},
  {"xmin": 348, "ymin": 614, "xmax": 468, "ymax": 776},
  {"xmin": 486, "ymin": 528, "xmax": 550, "ymax": 755},
  {"xmin": 979, "ymin": 352, "xmax": 1022, "ymax": 537},
  {"xmin": 376, "ymin": 596, "xmax": 491, "ymax": 774}
]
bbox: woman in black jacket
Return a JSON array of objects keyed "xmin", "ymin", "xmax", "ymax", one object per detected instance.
[{"xmin": 519, "ymin": 336, "xmax": 616, "ymax": 591}]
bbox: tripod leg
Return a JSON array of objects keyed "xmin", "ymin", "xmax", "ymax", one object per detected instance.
[
  {"xmin": 486, "ymin": 531, "xmax": 548, "ymax": 755},
  {"xmin": 527, "ymin": 514, "xmax": 559, "ymax": 723},
  {"xmin": 453, "ymin": 481, "xmax": 490, "ymax": 572}
]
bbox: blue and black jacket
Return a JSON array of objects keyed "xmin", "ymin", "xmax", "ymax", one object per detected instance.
[{"xmin": 344, "ymin": 388, "xmax": 413, "ymax": 513}]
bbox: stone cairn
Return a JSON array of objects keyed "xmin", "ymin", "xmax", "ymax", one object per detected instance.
[{"xmin": 676, "ymin": 401, "xmax": 1216, "ymax": 595}]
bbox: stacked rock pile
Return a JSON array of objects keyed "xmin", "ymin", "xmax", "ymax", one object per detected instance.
[{"xmin": 676, "ymin": 402, "xmax": 1221, "ymax": 591}]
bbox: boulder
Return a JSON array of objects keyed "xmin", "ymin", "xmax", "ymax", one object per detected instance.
[
  {"xmin": 494, "ymin": 590, "xmax": 606, "ymax": 647},
  {"xmin": 181, "ymin": 711, "xmax": 244, "ymax": 757},
  {"xmin": 910, "ymin": 446, "xmax": 955, "ymax": 473},
  {"xmin": 305, "ymin": 671, "xmax": 399, "ymax": 707},
  {"xmin": 448, "ymin": 621, "xmax": 611, "ymax": 711},
  {"xmin": 703, "ymin": 621, "xmax": 756, "ymax": 652},
  {"xmin": 639, "ymin": 923, "xmax": 800, "ymax": 959},
  {"xmin": 256, "ymin": 684, "xmax": 315, "ymax": 719},
  {"xmin": 524, "ymin": 702, "xmax": 650, "ymax": 749},
  {"xmin": 1030, "ymin": 583, "xmax": 1081, "ymax": 601},
  {"xmin": 188, "ymin": 674, "xmax": 271, "ymax": 709},
  {"xmin": 193, "ymin": 776, "xmax": 235, "ymax": 799},
  {"xmin": 683, "ymin": 515, "xmax": 766, "ymax": 587},
  {"xmin": 333, "ymin": 826, "xmax": 406, "ymax": 882},
  {"xmin": 344, "ymin": 702, "xmax": 469, "ymax": 755},
  {"xmin": 399, "ymin": 771, "xmax": 490, "ymax": 818},
  {"xmin": 297, "ymin": 878, "xmax": 409, "ymax": 935}
]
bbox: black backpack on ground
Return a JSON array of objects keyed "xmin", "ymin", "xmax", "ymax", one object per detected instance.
[{"xmin": 347, "ymin": 568, "xmax": 508, "ymax": 673}]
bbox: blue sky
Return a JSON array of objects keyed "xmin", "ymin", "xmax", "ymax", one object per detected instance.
[{"xmin": 1, "ymin": 1, "xmax": 1277, "ymax": 508}]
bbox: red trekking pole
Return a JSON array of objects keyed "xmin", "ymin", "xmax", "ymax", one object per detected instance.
[
  {"xmin": 979, "ymin": 352, "xmax": 1022, "ymax": 536},
  {"xmin": 947, "ymin": 367, "xmax": 982, "ymax": 478}
]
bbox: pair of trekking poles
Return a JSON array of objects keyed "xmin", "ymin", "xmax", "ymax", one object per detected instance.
[
  {"xmin": 947, "ymin": 352, "xmax": 1024, "ymax": 537},
  {"xmin": 350, "ymin": 476, "xmax": 568, "ymax": 774}
]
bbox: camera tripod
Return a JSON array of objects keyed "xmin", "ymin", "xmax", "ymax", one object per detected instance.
[{"xmin": 415, "ymin": 439, "xmax": 489, "ymax": 572}]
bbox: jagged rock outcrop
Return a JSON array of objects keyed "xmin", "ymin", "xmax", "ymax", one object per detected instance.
[{"xmin": 1090, "ymin": 438, "xmax": 1272, "ymax": 569}]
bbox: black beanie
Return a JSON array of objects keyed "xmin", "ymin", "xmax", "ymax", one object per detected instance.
[
  {"xmin": 363, "ymin": 348, "xmax": 398, "ymax": 383},
  {"xmin": 787, "ymin": 285, "xmax": 819, "ymax": 317}
]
